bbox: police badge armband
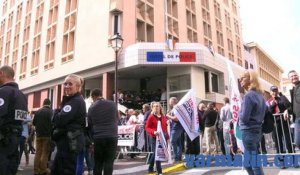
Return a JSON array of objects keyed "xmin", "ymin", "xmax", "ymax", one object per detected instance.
[
  {"xmin": 15, "ymin": 109, "xmax": 28, "ymax": 121},
  {"xmin": 0, "ymin": 98, "xmax": 4, "ymax": 107},
  {"xmin": 63, "ymin": 105, "xmax": 72, "ymax": 113}
]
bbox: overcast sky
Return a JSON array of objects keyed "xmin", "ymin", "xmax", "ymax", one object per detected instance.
[{"xmin": 239, "ymin": 0, "xmax": 300, "ymax": 77}]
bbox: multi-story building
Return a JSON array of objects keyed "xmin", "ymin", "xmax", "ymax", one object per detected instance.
[
  {"xmin": 245, "ymin": 42, "xmax": 284, "ymax": 88},
  {"xmin": 243, "ymin": 44, "xmax": 256, "ymax": 70},
  {"xmin": 0, "ymin": 0, "xmax": 275, "ymax": 110},
  {"xmin": 134, "ymin": 0, "xmax": 244, "ymax": 65}
]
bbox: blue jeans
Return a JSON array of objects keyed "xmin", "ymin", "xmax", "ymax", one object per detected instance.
[
  {"xmin": 148, "ymin": 137, "xmax": 162, "ymax": 173},
  {"xmin": 171, "ymin": 128, "xmax": 183, "ymax": 161},
  {"xmin": 223, "ymin": 129, "xmax": 231, "ymax": 155},
  {"xmin": 18, "ymin": 136, "xmax": 26, "ymax": 165},
  {"xmin": 294, "ymin": 117, "xmax": 300, "ymax": 148},
  {"xmin": 84, "ymin": 146, "xmax": 94, "ymax": 171},
  {"xmin": 76, "ymin": 149, "xmax": 84, "ymax": 175},
  {"xmin": 241, "ymin": 128, "xmax": 264, "ymax": 175}
]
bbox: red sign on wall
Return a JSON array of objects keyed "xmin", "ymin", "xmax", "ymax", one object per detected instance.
[{"xmin": 179, "ymin": 52, "xmax": 196, "ymax": 62}]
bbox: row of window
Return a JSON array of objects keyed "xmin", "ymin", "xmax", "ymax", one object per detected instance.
[
  {"xmin": 169, "ymin": 71, "xmax": 223, "ymax": 100},
  {"xmin": 168, "ymin": 72, "xmax": 221, "ymax": 101},
  {"xmin": 0, "ymin": 0, "xmax": 77, "ymax": 79}
]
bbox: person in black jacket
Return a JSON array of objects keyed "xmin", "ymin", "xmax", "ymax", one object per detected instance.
[
  {"xmin": 51, "ymin": 74, "xmax": 86, "ymax": 175},
  {"xmin": 285, "ymin": 70, "xmax": 300, "ymax": 149},
  {"xmin": 0, "ymin": 65, "xmax": 28, "ymax": 175},
  {"xmin": 203, "ymin": 102, "xmax": 219, "ymax": 154},
  {"xmin": 88, "ymin": 88, "xmax": 118, "ymax": 175},
  {"xmin": 33, "ymin": 98, "xmax": 53, "ymax": 175},
  {"xmin": 268, "ymin": 85, "xmax": 293, "ymax": 154}
]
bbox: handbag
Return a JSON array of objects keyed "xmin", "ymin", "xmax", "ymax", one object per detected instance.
[{"xmin": 262, "ymin": 110, "xmax": 275, "ymax": 134}]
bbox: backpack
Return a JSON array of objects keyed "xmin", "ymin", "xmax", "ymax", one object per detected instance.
[{"xmin": 262, "ymin": 110, "xmax": 275, "ymax": 134}]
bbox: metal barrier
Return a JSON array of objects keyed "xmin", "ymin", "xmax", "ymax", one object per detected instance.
[
  {"xmin": 197, "ymin": 113, "xmax": 297, "ymax": 155},
  {"xmin": 259, "ymin": 113, "xmax": 296, "ymax": 155},
  {"xmin": 116, "ymin": 124, "xmax": 154, "ymax": 164},
  {"xmin": 116, "ymin": 113, "xmax": 298, "ymax": 165}
]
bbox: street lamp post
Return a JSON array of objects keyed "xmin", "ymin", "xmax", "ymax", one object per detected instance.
[{"xmin": 110, "ymin": 33, "xmax": 123, "ymax": 110}]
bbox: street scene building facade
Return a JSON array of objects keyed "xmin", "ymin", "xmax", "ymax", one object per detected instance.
[
  {"xmin": 0, "ymin": 0, "xmax": 281, "ymax": 110},
  {"xmin": 245, "ymin": 42, "xmax": 283, "ymax": 88}
]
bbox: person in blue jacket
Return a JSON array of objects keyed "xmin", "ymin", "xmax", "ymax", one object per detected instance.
[{"xmin": 239, "ymin": 70, "xmax": 266, "ymax": 175}]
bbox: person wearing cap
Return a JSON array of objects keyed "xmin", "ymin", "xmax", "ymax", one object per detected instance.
[{"xmin": 268, "ymin": 85, "xmax": 293, "ymax": 155}]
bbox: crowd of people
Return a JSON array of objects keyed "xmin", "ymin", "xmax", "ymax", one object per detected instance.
[
  {"xmin": 1, "ymin": 65, "xmax": 300, "ymax": 175},
  {"xmin": 113, "ymin": 87, "xmax": 167, "ymax": 110},
  {"xmin": 114, "ymin": 69, "xmax": 300, "ymax": 175}
]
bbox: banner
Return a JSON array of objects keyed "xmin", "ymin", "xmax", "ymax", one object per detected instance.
[
  {"xmin": 155, "ymin": 121, "xmax": 169, "ymax": 161},
  {"xmin": 226, "ymin": 60, "xmax": 244, "ymax": 152},
  {"xmin": 173, "ymin": 89, "xmax": 199, "ymax": 141},
  {"xmin": 136, "ymin": 126, "xmax": 145, "ymax": 150},
  {"xmin": 117, "ymin": 125, "xmax": 135, "ymax": 146},
  {"xmin": 118, "ymin": 103, "xmax": 128, "ymax": 114}
]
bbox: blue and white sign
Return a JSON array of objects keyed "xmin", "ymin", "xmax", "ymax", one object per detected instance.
[
  {"xmin": 147, "ymin": 52, "xmax": 164, "ymax": 62},
  {"xmin": 147, "ymin": 51, "xmax": 196, "ymax": 63}
]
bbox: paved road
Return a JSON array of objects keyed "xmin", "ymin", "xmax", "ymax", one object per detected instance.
[
  {"xmin": 169, "ymin": 167, "xmax": 300, "ymax": 175},
  {"xmin": 18, "ymin": 153, "xmax": 300, "ymax": 175}
]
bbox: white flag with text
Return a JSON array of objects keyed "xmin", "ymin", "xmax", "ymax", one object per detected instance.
[
  {"xmin": 226, "ymin": 60, "xmax": 244, "ymax": 152},
  {"xmin": 155, "ymin": 121, "xmax": 169, "ymax": 161},
  {"xmin": 173, "ymin": 89, "xmax": 199, "ymax": 141}
]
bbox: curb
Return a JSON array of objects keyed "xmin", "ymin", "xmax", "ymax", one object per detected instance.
[
  {"xmin": 162, "ymin": 163, "xmax": 187, "ymax": 174},
  {"xmin": 148, "ymin": 163, "xmax": 187, "ymax": 175}
]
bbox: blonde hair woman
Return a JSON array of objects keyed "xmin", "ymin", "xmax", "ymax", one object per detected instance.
[
  {"xmin": 145, "ymin": 102, "xmax": 169, "ymax": 175},
  {"xmin": 238, "ymin": 70, "xmax": 266, "ymax": 175},
  {"xmin": 51, "ymin": 74, "xmax": 86, "ymax": 175},
  {"xmin": 240, "ymin": 70, "xmax": 262, "ymax": 92}
]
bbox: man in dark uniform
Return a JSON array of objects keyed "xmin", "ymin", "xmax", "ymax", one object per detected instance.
[{"xmin": 0, "ymin": 65, "xmax": 28, "ymax": 175}]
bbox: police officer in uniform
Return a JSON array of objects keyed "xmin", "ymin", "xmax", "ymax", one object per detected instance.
[
  {"xmin": 0, "ymin": 65, "xmax": 28, "ymax": 175},
  {"xmin": 51, "ymin": 74, "xmax": 86, "ymax": 175}
]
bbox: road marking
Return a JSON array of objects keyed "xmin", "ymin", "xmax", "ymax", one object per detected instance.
[
  {"xmin": 169, "ymin": 169, "xmax": 209, "ymax": 174},
  {"xmin": 113, "ymin": 164, "xmax": 149, "ymax": 174},
  {"xmin": 225, "ymin": 170, "xmax": 249, "ymax": 175}
]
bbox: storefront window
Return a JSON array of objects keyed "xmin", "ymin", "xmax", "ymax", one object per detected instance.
[
  {"xmin": 205, "ymin": 71, "xmax": 221, "ymax": 93},
  {"xmin": 169, "ymin": 74, "xmax": 191, "ymax": 91},
  {"xmin": 211, "ymin": 73, "xmax": 218, "ymax": 92},
  {"xmin": 205, "ymin": 71, "xmax": 209, "ymax": 92}
]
